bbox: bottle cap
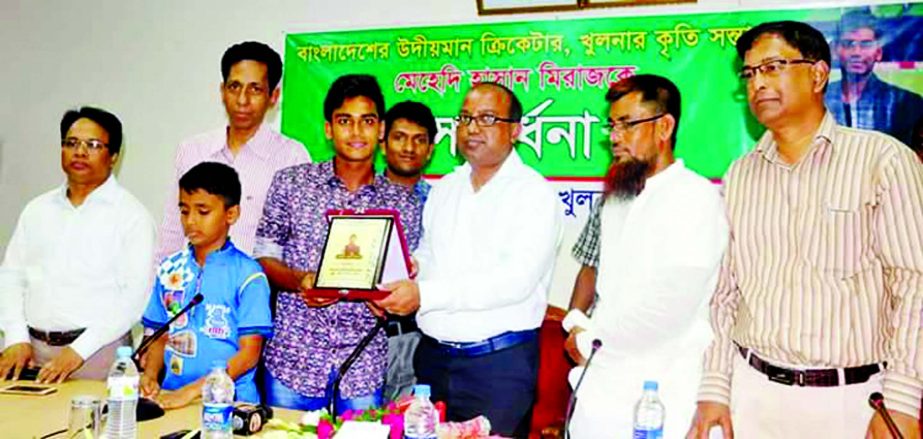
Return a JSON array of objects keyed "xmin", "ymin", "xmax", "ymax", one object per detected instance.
[
  {"xmin": 116, "ymin": 346, "xmax": 133, "ymax": 358},
  {"xmin": 413, "ymin": 384, "xmax": 431, "ymax": 398},
  {"xmin": 643, "ymin": 380, "xmax": 658, "ymax": 391}
]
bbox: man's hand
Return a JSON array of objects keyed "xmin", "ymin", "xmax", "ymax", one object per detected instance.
[
  {"xmin": 687, "ymin": 401, "xmax": 734, "ymax": 439},
  {"xmin": 866, "ymin": 409, "xmax": 921, "ymax": 439},
  {"xmin": 375, "ymin": 279, "xmax": 421, "ymax": 316},
  {"xmin": 365, "ymin": 301, "xmax": 386, "ymax": 319},
  {"xmin": 0, "ymin": 343, "xmax": 34, "ymax": 381},
  {"xmin": 37, "ymin": 347, "xmax": 84, "ymax": 384},
  {"xmin": 140, "ymin": 374, "xmax": 161, "ymax": 399},
  {"xmin": 564, "ymin": 327, "xmax": 586, "ymax": 365},
  {"xmin": 299, "ymin": 272, "xmax": 339, "ymax": 307},
  {"xmin": 156, "ymin": 386, "xmax": 199, "ymax": 410}
]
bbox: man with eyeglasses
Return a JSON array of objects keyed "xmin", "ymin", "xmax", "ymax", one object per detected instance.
[
  {"xmin": 688, "ymin": 21, "xmax": 923, "ymax": 439},
  {"xmin": 156, "ymin": 41, "xmax": 310, "ymax": 263},
  {"xmin": 0, "ymin": 107, "xmax": 155, "ymax": 383},
  {"xmin": 824, "ymin": 10, "xmax": 923, "ymax": 146},
  {"xmin": 560, "ymin": 74, "xmax": 727, "ymax": 438},
  {"xmin": 253, "ymin": 74, "xmax": 422, "ymax": 413},
  {"xmin": 376, "ymin": 82, "xmax": 562, "ymax": 437}
]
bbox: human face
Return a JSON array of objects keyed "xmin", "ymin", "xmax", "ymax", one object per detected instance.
[
  {"xmin": 607, "ymin": 91, "xmax": 665, "ymax": 165},
  {"xmin": 179, "ymin": 189, "xmax": 239, "ymax": 254},
  {"xmin": 61, "ymin": 118, "xmax": 115, "ymax": 187},
  {"xmin": 456, "ymin": 85, "xmax": 521, "ymax": 172},
  {"xmin": 604, "ymin": 91, "xmax": 669, "ymax": 198},
  {"xmin": 742, "ymin": 34, "xmax": 828, "ymax": 128},
  {"xmin": 221, "ymin": 60, "xmax": 278, "ymax": 131},
  {"xmin": 384, "ymin": 118, "xmax": 433, "ymax": 178},
  {"xmin": 837, "ymin": 28, "xmax": 881, "ymax": 76},
  {"xmin": 325, "ymin": 96, "xmax": 383, "ymax": 164}
]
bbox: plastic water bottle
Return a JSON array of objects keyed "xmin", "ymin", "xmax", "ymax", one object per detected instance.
[
  {"xmin": 105, "ymin": 346, "xmax": 139, "ymax": 439},
  {"xmin": 632, "ymin": 380, "xmax": 665, "ymax": 439},
  {"xmin": 202, "ymin": 362, "xmax": 235, "ymax": 439},
  {"xmin": 404, "ymin": 384, "xmax": 438, "ymax": 439}
]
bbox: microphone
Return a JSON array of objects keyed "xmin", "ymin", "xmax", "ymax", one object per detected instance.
[
  {"xmin": 868, "ymin": 392, "xmax": 905, "ymax": 439},
  {"xmin": 564, "ymin": 338, "xmax": 602, "ymax": 439},
  {"xmin": 133, "ymin": 293, "xmax": 205, "ymax": 366},
  {"xmin": 121, "ymin": 292, "xmax": 203, "ymax": 422},
  {"xmin": 329, "ymin": 318, "xmax": 387, "ymax": 416}
]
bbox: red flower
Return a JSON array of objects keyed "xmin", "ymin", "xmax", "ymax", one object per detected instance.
[
  {"xmin": 381, "ymin": 413, "xmax": 404, "ymax": 439},
  {"xmin": 317, "ymin": 419, "xmax": 334, "ymax": 439}
]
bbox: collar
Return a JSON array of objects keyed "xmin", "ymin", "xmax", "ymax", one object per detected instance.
[
  {"xmin": 458, "ymin": 148, "xmax": 526, "ymax": 187},
  {"xmin": 56, "ymin": 174, "xmax": 121, "ymax": 207},
  {"xmin": 206, "ymin": 124, "xmax": 272, "ymax": 159},
  {"xmin": 754, "ymin": 112, "xmax": 837, "ymax": 165},
  {"xmin": 186, "ymin": 238, "xmax": 236, "ymax": 267},
  {"xmin": 643, "ymin": 159, "xmax": 686, "ymax": 193},
  {"xmin": 414, "ymin": 179, "xmax": 431, "ymax": 199},
  {"xmin": 322, "ymin": 160, "xmax": 379, "ymax": 193}
]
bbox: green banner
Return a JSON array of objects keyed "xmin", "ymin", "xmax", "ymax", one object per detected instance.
[{"xmin": 281, "ymin": 4, "xmax": 923, "ymax": 179}]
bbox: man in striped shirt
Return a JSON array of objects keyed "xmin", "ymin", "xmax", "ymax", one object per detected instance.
[
  {"xmin": 688, "ymin": 21, "xmax": 923, "ymax": 438},
  {"xmin": 155, "ymin": 41, "xmax": 310, "ymax": 263}
]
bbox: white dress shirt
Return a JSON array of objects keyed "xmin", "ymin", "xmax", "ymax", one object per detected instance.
[
  {"xmin": 0, "ymin": 176, "xmax": 155, "ymax": 359},
  {"xmin": 567, "ymin": 160, "xmax": 728, "ymax": 438},
  {"xmin": 414, "ymin": 151, "xmax": 562, "ymax": 343}
]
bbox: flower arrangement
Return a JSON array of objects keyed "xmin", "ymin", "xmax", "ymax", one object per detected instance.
[
  {"xmin": 260, "ymin": 399, "xmax": 501, "ymax": 438},
  {"xmin": 262, "ymin": 402, "xmax": 404, "ymax": 439}
]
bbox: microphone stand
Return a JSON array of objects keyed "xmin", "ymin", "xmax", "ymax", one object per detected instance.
[
  {"xmin": 329, "ymin": 317, "xmax": 387, "ymax": 417},
  {"xmin": 564, "ymin": 339, "xmax": 602, "ymax": 439},
  {"xmin": 133, "ymin": 292, "xmax": 204, "ymax": 367},
  {"xmin": 869, "ymin": 392, "xmax": 905, "ymax": 439},
  {"xmin": 126, "ymin": 291, "xmax": 204, "ymax": 422}
]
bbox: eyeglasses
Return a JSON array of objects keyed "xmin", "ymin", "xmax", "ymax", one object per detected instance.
[
  {"xmin": 605, "ymin": 113, "xmax": 666, "ymax": 135},
  {"xmin": 838, "ymin": 40, "xmax": 878, "ymax": 50},
  {"xmin": 455, "ymin": 113, "xmax": 518, "ymax": 128},
  {"xmin": 61, "ymin": 137, "xmax": 108, "ymax": 152},
  {"xmin": 739, "ymin": 59, "xmax": 817, "ymax": 81}
]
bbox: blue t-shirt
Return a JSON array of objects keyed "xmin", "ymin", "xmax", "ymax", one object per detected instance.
[{"xmin": 142, "ymin": 240, "xmax": 272, "ymax": 403}]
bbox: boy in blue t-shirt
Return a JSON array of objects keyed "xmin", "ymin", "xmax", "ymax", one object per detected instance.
[{"xmin": 140, "ymin": 162, "xmax": 272, "ymax": 408}]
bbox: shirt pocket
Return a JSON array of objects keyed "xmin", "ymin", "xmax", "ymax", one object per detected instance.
[{"xmin": 801, "ymin": 198, "xmax": 871, "ymax": 279}]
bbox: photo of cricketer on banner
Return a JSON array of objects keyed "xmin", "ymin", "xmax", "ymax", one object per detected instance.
[{"xmin": 280, "ymin": 4, "xmax": 923, "ymax": 304}]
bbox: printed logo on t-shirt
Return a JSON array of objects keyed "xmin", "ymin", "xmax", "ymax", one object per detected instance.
[
  {"xmin": 202, "ymin": 304, "xmax": 232, "ymax": 339},
  {"xmin": 169, "ymin": 354, "xmax": 184, "ymax": 376},
  {"xmin": 166, "ymin": 330, "xmax": 197, "ymax": 357},
  {"xmin": 162, "ymin": 289, "xmax": 188, "ymax": 329}
]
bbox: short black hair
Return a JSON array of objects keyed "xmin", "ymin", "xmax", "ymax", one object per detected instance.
[
  {"xmin": 736, "ymin": 21, "xmax": 832, "ymax": 69},
  {"xmin": 323, "ymin": 74, "xmax": 385, "ymax": 122},
  {"xmin": 473, "ymin": 82, "xmax": 523, "ymax": 122},
  {"xmin": 60, "ymin": 106, "xmax": 123, "ymax": 155},
  {"xmin": 221, "ymin": 41, "xmax": 283, "ymax": 91},
  {"xmin": 385, "ymin": 101, "xmax": 438, "ymax": 144},
  {"xmin": 605, "ymin": 74, "xmax": 682, "ymax": 147},
  {"xmin": 179, "ymin": 162, "xmax": 241, "ymax": 208},
  {"xmin": 837, "ymin": 9, "xmax": 880, "ymax": 40}
]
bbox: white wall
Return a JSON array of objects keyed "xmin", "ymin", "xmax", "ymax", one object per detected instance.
[{"xmin": 0, "ymin": 0, "xmax": 908, "ymax": 308}]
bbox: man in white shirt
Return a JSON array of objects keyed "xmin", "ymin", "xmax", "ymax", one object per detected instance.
[
  {"xmin": 377, "ymin": 83, "xmax": 562, "ymax": 437},
  {"xmin": 563, "ymin": 75, "xmax": 728, "ymax": 438},
  {"xmin": 0, "ymin": 107, "xmax": 155, "ymax": 383},
  {"xmin": 156, "ymin": 41, "xmax": 309, "ymax": 262}
]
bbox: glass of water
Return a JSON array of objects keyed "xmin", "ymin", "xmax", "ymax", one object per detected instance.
[{"xmin": 68, "ymin": 395, "xmax": 101, "ymax": 438}]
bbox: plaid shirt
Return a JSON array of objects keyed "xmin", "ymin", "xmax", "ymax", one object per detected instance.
[
  {"xmin": 572, "ymin": 198, "xmax": 603, "ymax": 267},
  {"xmin": 825, "ymin": 74, "xmax": 923, "ymax": 146}
]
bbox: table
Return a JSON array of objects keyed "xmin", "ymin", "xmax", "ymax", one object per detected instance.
[{"xmin": 0, "ymin": 380, "xmax": 302, "ymax": 438}]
